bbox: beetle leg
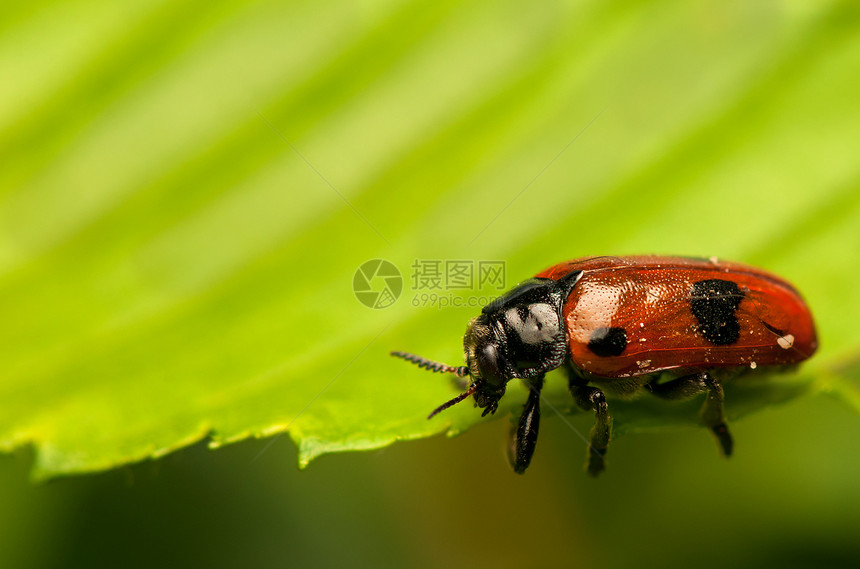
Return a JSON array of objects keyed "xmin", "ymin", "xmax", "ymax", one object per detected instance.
[
  {"xmin": 567, "ymin": 371, "xmax": 612, "ymax": 477},
  {"xmin": 700, "ymin": 374, "xmax": 733, "ymax": 457},
  {"xmin": 507, "ymin": 375, "xmax": 544, "ymax": 474},
  {"xmin": 649, "ymin": 372, "xmax": 733, "ymax": 457}
]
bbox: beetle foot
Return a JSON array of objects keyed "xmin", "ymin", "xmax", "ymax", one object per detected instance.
[
  {"xmin": 586, "ymin": 446, "xmax": 607, "ymax": 477},
  {"xmin": 711, "ymin": 423, "xmax": 733, "ymax": 457}
]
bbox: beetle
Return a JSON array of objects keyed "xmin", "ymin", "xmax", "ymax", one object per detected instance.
[{"xmin": 392, "ymin": 256, "xmax": 817, "ymax": 475}]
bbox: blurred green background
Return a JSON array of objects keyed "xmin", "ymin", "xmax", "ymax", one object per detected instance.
[{"xmin": 2, "ymin": 0, "xmax": 860, "ymax": 567}]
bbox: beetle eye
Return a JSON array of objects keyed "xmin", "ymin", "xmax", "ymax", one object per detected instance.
[{"xmin": 478, "ymin": 343, "xmax": 506, "ymax": 385}]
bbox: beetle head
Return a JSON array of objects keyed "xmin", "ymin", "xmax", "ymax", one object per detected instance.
[
  {"xmin": 392, "ymin": 278, "xmax": 569, "ymax": 419},
  {"xmin": 390, "ymin": 314, "xmax": 512, "ymax": 419},
  {"xmin": 461, "ymin": 314, "xmax": 509, "ymax": 415}
]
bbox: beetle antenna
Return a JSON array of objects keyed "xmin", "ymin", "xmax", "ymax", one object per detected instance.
[
  {"xmin": 427, "ymin": 383, "xmax": 479, "ymax": 419},
  {"xmin": 390, "ymin": 351, "xmax": 469, "ymax": 377}
]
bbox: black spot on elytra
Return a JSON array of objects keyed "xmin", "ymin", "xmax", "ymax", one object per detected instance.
[
  {"xmin": 690, "ymin": 279, "xmax": 744, "ymax": 345},
  {"xmin": 587, "ymin": 327, "xmax": 627, "ymax": 357}
]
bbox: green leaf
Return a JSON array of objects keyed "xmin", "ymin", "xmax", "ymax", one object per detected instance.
[
  {"xmin": 1, "ymin": 0, "xmax": 859, "ymax": 479},
  {"xmin": 811, "ymin": 353, "xmax": 860, "ymax": 415}
]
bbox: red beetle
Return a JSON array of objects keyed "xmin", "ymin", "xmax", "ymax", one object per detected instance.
[{"xmin": 393, "ymin": 256, "xmax": 817, "ymax": 475}]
